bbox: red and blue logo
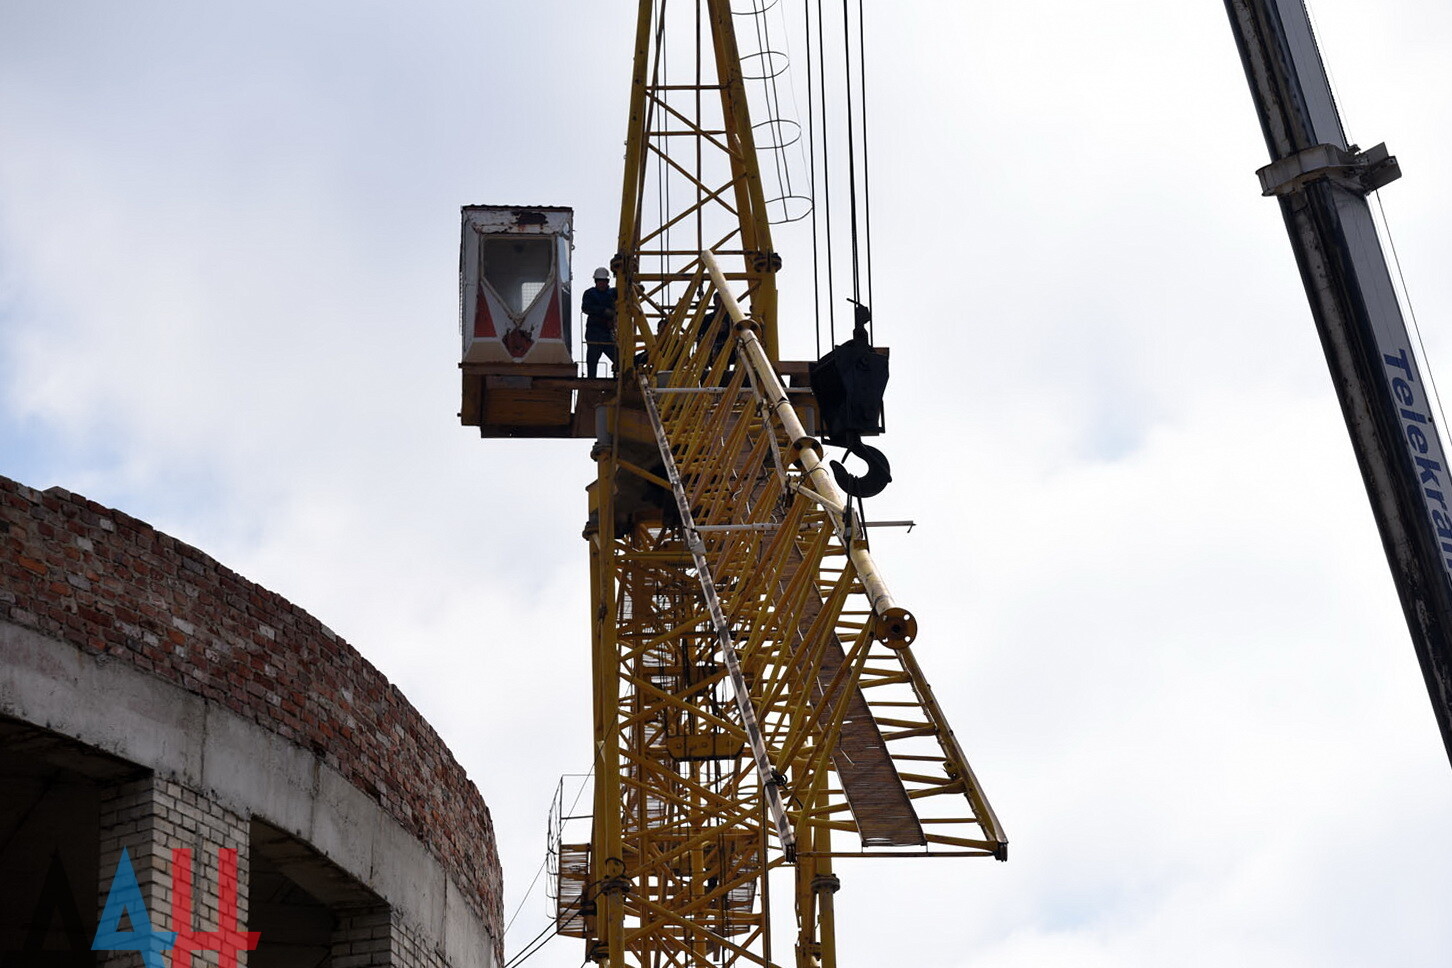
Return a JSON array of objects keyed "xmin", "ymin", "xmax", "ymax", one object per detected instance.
[{"xmin": 93, "ymin": 848, "xmax": 258, "ymax": 968}]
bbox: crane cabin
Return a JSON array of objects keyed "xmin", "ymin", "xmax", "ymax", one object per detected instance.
[
  {"xmin": 458, "ymin": 203, "xmax": 824, "ymax": 441},
  {"xmin": 459, "ymin": 204, "xmax": 602, "ymax": 437}
]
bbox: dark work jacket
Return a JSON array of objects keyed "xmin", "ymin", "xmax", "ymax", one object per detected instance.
[{"xmin": 582, "ymin": 286, "xmax": 616, "ymax": 342}]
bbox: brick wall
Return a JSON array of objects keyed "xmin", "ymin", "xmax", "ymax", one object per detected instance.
[
  {"xmin": 390, "ymin": 913, "xmax": 450, "ymax": 968},
  {"xmin": 98, "ymin": 777, "xmax": 252, "ymax": 968},
  {"xmin": 333, "ymin": 906, "xmax": 451, "ymax": 968},
  {"xmin": 332, "ymin": 906, "xmax": 393, "ymax": 968},
  {"xmin": 0, "ymin": 476, "xmax": 501, "ymax": 955}
]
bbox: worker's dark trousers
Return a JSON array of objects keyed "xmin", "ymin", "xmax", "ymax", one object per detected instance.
[{"xmin": 587, "ymin": 341, "xmax": 619, "ymax": 378}]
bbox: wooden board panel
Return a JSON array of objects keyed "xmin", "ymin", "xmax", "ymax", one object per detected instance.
[{"xmin": 483, "ymin": 389, "xmax": 571, "ymax": 427}]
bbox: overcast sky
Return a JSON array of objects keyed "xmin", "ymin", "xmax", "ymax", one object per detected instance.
[{"xmin": 4, "ymin": 1, "xmax": 1452, "ymax": 966}]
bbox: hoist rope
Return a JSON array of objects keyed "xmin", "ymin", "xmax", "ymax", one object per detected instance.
[
  {"xmin": 802, "ymin": 0, "xmax": 874, "ymax": 348},
  {"xmin": 502, "ymin": 920, "xmax": 556, "ymax": 968},
  {"xmin": 1304, "ymin": 1, "xmax": 1451, "ymax": 486},
  {"xmin": 502, "ymin": 767, "xmax": 599, "ymax": 967},
  {"xmin": 500, "ymin": 864, "xmax": 547, "ymax": 940},
  {"xmin": 501, "ymin": 768, "xmax": 594, "ymax": 941},
  {"xmin": 655, "ymin": 3, "xmax": 669, "ymax": 304},
  {"xmin": 1376, "ymin": 191, "xmax": 1451, "ymax": 447},
  {"xmin": 855, "ymin": 0, "xmax": 874, "ymax": 324},
  {"xmin": 814, "ymin": 0, "xmax": 837, "ymax": 345},
  {"xmin": 840, "ymin": 0, "xmax": 862, "ymax": 305},
  {"xmin": 502, "ymin": 882, "xmax": 602, "ymax": 968},
  {"xmin": 695, "ymin": 1, "xmax": 704, "ymax": 256},
  {"xmin": 805, "ymin": 0, "xmax": 822, "ymax": 357}
]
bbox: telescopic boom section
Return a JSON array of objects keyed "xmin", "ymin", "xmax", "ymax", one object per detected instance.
[{"xmin": 1225, "ymin": 0, "xmax": 1452, "ymax": 766}]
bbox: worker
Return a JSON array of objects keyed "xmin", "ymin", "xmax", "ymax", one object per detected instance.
[{"xmin": 582, "ymin": 267, "xmax": 619, "ymax": 378}]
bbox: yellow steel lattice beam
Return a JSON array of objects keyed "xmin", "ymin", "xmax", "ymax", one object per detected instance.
[{"xmin": 575, "ymin": 3, "xmax": 1004, "ymax": 965}]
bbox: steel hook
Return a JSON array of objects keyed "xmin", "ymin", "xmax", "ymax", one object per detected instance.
[{"xmin": 830, "ymin": 434, "xmax": 892, "ymax": 500}]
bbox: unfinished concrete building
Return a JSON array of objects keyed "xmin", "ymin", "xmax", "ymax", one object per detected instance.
[{"xmin": 0, "ymin": 475, "xmax": 500, "ymax": 968}]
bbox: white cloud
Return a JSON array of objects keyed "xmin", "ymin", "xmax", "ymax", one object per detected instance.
[{"xmin": 4, "ymin": 1, "xmax": 1451, "ymax": 966}]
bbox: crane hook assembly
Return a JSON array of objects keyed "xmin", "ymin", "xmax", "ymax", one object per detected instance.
[
  {"xmin": 810, "ymin": 302, "xmax": 892, "ymax": 499},
  {"xmin": 829, "ymin": 433, "xmax": 892, "ymax": 500}
]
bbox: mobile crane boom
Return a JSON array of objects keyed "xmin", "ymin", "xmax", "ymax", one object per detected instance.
[{"xmin": 1225, "ymin": 0, "xmax": 1452, "ymax": 766}]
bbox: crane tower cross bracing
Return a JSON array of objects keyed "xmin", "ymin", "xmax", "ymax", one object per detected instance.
[{"xmin": 459, "ymin": 2, "xmax": 1006, "ymax": 967}]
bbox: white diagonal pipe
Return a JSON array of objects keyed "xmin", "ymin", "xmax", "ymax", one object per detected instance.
[{"xmin": 700, "ymin": 251, "xmax": 916, "ymax": 646}]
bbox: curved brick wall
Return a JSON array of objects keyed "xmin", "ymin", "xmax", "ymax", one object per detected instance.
[{"xmin": 0, "ymin": 475, "xmax": 500, "ymax": 947}]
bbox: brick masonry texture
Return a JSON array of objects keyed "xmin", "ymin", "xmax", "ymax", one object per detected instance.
[
  {"xmin": 390, "ymin": 912, "xmax": 450, "ymax": 968},
  {"xmin": 0, "ymin": 476, "xmax": 501, "ymax": 951},
  {"xmin": 98, "ymin": 777, "xmax": 252, "ymax": 968},
  {"xmin": 332, "ymin": 906, "xmax": 393, "ymax": 968}
]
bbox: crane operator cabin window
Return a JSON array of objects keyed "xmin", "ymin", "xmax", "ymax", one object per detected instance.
[{"xmin": 482, "ymin": 237, "xmax": 553, "ymax": 315}]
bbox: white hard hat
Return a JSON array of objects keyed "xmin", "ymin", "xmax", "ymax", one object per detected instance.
[{"xmin": 593, "ymin": 267, "xmax": 610, "ymax": 280}]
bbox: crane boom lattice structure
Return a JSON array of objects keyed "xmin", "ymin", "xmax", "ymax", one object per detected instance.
[
  {"xmin": 612, "ymin": 0, "xmax": 780, "ymax": 361},
  {"xmin": 581, "ymin": 255, "xmax": 1004, "ymax": 968},
  {"xmin": 577, "ymin": 2, "xmax": 1006, "ymax": 963},
  {"xmin": 466, "ymin": 3, "xmax": 1006, "ymax": 966}
]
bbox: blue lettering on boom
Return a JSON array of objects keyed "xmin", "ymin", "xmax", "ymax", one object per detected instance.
[{"xmin": 1384, "ymin": 347, "xmax": 1452, "ymax": 575}]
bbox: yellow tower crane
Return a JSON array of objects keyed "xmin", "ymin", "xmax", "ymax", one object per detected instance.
[{"xmin": 459, "ymin": 4, "xmax": 1005, "ymax": 966}]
